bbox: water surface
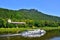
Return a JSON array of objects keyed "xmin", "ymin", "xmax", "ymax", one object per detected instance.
[
  {"xmin": 50, "ymin": 37, "xmax": 60, "ymax": 40},
  {"xmin": 0, "ymin": 29, "xmax": 60, "ymax": 40}
]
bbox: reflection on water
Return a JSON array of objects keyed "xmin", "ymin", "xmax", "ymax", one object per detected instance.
[
  {"xmin": 50, "ymin": 37, "xmax": 60, "ymax": 40},
  {"xmin": 0, "ymin": 29, "xmax": 60, "ymax": 40}
]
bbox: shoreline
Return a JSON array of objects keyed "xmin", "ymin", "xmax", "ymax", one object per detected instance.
[{"xmin": 0, "ymin": 27, "xmax": 59, "ymax": 34}]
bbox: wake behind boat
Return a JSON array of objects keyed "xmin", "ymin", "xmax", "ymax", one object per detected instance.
[{"xmin": 0, "ymin": 29, "xmax": 46, "ymax": 37}]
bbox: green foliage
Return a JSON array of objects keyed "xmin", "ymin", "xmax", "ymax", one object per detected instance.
[{"xmin": 0, "ymin": 8, "xmax": 60, "ymax": 28}]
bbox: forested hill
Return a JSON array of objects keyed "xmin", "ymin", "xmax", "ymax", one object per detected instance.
[
  {"xmin": 0, "ymin": 8, "xmax": 60, "ymax": 21},
  {"xmin": 0, "ymin": 8, "xmax": 60, "ymax": 28}
]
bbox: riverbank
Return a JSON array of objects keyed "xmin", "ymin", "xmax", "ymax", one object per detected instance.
[{"xmin": 0, "ymin": 27, "xmax": 59, "ymax": 34}]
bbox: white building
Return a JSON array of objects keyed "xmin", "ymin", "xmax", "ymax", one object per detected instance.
[{"xmin": 8, "ymin": 19, "xmax": 26, "ymax": 24}]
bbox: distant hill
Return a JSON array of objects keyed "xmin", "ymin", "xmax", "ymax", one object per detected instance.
[
  {"xmin": 0, "ymin": 8, "xmax": 60, "ymax": 22},
  {"xmin": 0, "ymin": 8, "xmax": 60, "ymax": 28}
]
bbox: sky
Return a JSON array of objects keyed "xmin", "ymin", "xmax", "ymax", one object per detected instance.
[{"xmin": 0, "ymin": 0, "xmax": 60, "ymax": 17}]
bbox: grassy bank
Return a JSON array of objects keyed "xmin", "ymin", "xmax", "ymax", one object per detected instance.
[
  {"xmin": 40, "ymin": 27, "xmax": 59, "ymax": 30},
  {"xmin": 0, "ymin": 28, "xmax": 29, "ymax": 34},
  {"xmin": 0, "ymin": 27, "xmax": 59, "ymax": 34}
]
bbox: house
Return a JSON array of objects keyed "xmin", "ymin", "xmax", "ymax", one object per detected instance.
[{"xmin": 8, "ymin": 19, "xmax": 26, "ymax": 24}]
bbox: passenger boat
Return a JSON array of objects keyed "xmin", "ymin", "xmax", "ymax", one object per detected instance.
[{"xmin": 21, "ymin": 29, "xmax": 46, "ymax": 37}]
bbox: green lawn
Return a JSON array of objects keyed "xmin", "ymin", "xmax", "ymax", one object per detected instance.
[{"xmin": 40, "ymin": 27, "xmax": 59, "ymax": 30}]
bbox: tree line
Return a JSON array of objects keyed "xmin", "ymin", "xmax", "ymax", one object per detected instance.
[{"xmin": 0, "ymin": 19, "xmax": 60, "ymax": 28}]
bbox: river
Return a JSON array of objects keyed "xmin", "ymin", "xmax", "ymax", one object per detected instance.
[{"xmin": 0, "ymin": 29, "xmax": 60, "ymax": 40}]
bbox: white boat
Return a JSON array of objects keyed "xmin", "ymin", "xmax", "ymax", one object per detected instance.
[{"xmin": 21, "ymin": 29, "xmax": 46, "ymax": 37}]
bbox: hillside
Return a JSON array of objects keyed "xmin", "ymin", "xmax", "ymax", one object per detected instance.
[
  {"xmin": 0, "ymin": 8, "xmax": 60, "ymax": 21},
  {"xmin": 0, "ymin": 8, "xmax": 60, "ymax": 28}
]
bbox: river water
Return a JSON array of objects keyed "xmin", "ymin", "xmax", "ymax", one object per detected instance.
[
  {"xmin": 50, "ymin": 37, "xmax": 60, "ymax": 40},
  {"xmin": 0, "ymin": 29, "xmax": 60, "ymax": 40}
]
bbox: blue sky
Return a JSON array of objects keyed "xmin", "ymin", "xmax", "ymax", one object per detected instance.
[{"xmin": 0, "ymin": 0, "xmax": 60, "ymax": 17}]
